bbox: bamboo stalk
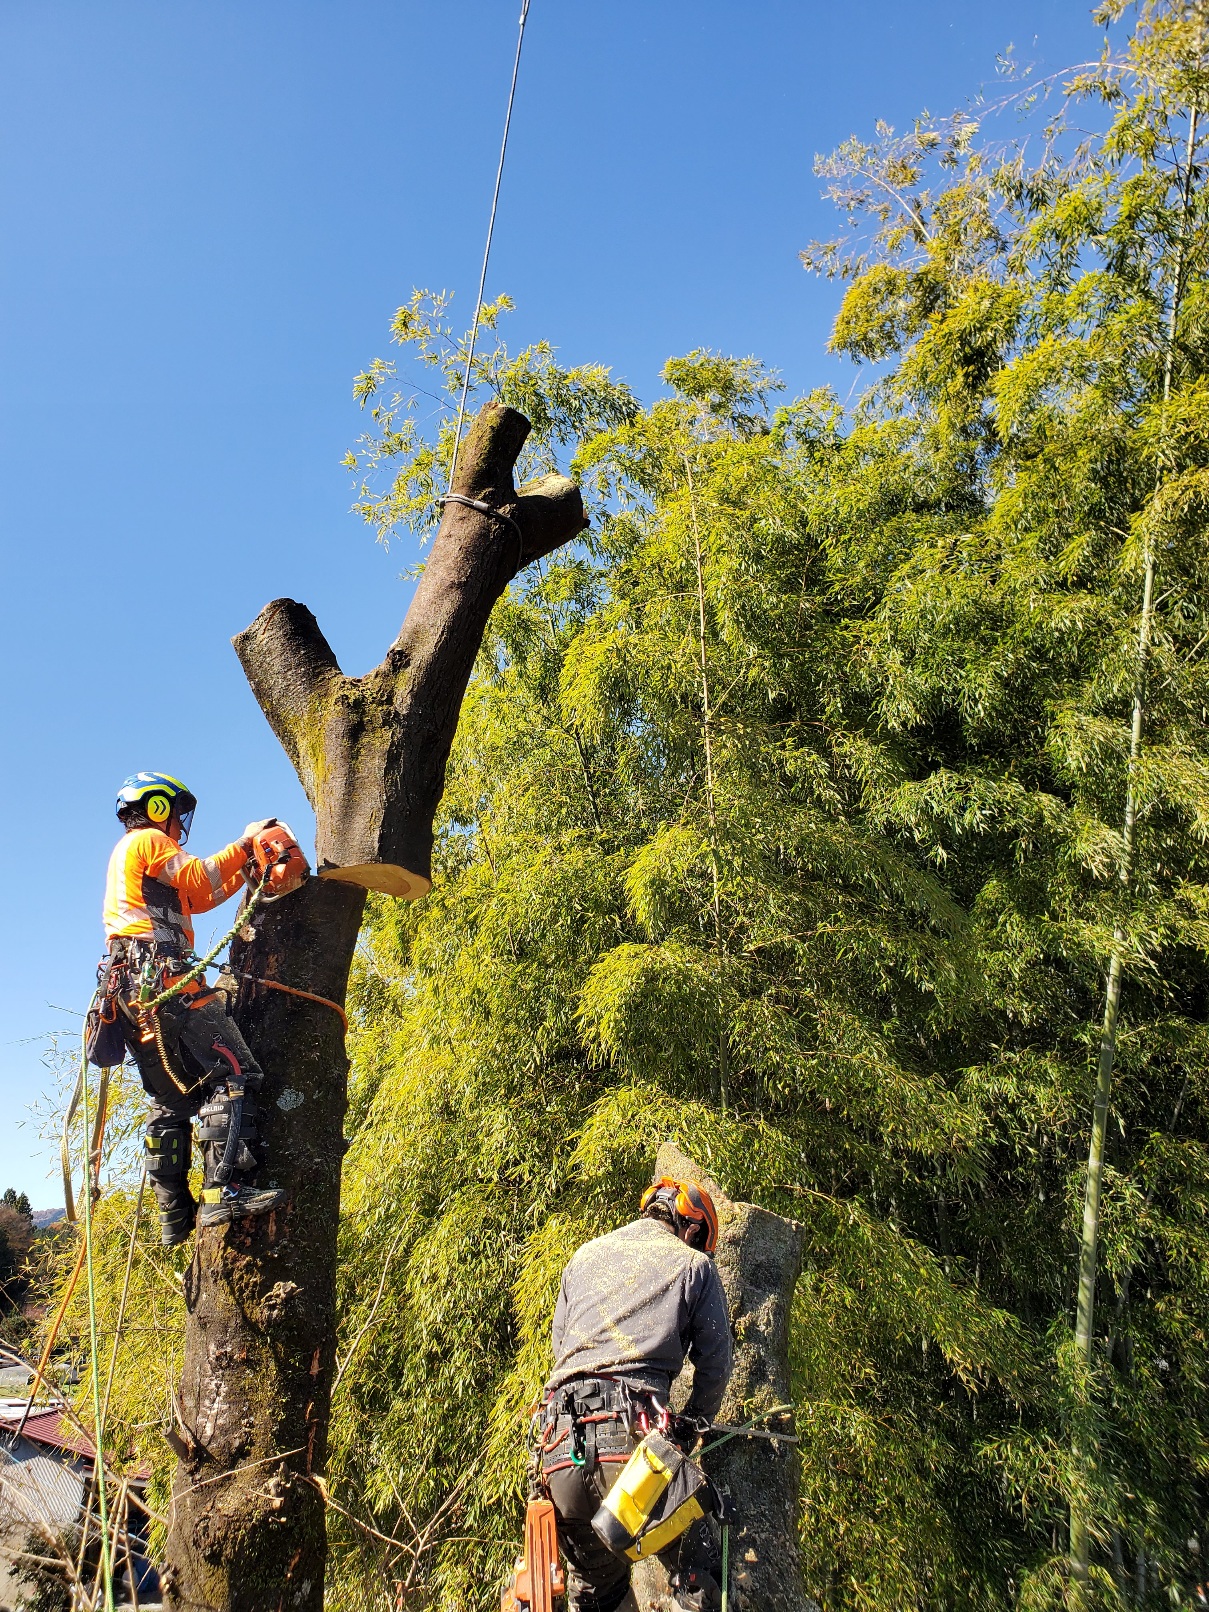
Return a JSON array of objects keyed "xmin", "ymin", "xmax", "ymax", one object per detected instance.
[
  {"xmin": 1069, "ymin": 94, "xmax": 1201, "ymax": 1603},
  {"xmin": 685, "ymin": 450, "xmax": 729, "ymax": 1113}
]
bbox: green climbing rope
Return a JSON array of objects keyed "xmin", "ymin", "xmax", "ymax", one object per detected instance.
[
  {"xmin": 702, "ymin": 1402, "xmax": 795, "ymax": 1455},
  {"xmin": 142, "ymin": 866, "xmax": 274, "ymax": 1010},
  {"xmin": 702, "ymin": 1404, "xmax": 792, "ymax": 1612}
]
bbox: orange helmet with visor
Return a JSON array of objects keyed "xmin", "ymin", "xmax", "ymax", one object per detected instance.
[{"xmin": 639, "ymin": 1176, "xmax": 719, "ymax": 1255}]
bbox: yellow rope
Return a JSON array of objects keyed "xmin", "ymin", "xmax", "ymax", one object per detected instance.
[
  {"xmin": 78, "ymin": 1024, "xmax": 116, "ymax": 1612},
  {"xmin": 100, "ymin": 1168, "xmax": 146, "ymax": 1440},
  {"xmin": 12, "ymin": 1237, "xmax": 87, "ymax": 1440}
]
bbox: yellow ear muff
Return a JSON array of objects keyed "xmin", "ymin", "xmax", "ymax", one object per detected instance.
[{"xmin": 146, "ymin": 794, "xmax": 172, "ymax": 822}]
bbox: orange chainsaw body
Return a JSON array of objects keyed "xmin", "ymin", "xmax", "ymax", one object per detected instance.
[
  {"xmin": 502, "ymin": 1499, "xmax": 565, "ymax": 1612},
  {"xmin": 251, "ymin": 822, "xmax": 309, "ymax": 898}
]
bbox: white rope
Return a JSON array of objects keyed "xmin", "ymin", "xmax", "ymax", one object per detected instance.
[{"xmin": 446, "ymin": 0, "xmax": 532, "ymax": 493}]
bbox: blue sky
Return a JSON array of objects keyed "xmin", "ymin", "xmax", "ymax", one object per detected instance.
[{"xmin": 0, "ymin": 0, "xmax": 1103, "ymax": 1202}]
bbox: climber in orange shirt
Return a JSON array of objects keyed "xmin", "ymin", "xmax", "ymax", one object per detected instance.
[{"xmin": 93, "ymin": 772, "xmax": 287, "ymax": 1246}]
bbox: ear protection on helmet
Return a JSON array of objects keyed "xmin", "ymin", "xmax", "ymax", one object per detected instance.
[{"xmin": 639, "ymin": 1176, "xmax": 719, "ymax": 1254}]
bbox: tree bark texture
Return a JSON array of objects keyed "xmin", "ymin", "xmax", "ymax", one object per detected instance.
[
  {"xmin": 163, "ymin": 403, "xmax": 586, "ymax": 1612},
  {"xmin": 630, "ymin": 1144, "xmax": 809, "ymax": 1612}
]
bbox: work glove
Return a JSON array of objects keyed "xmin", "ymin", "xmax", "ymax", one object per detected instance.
[
  {"xmin": 668, "ymin": 1412, "xmax": 711, "ymax": 1452},
  {"xmin": 239, "ymin": 817, "xmax": 278, "ymax": 855}
]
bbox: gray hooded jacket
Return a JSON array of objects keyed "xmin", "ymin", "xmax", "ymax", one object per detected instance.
[{"xmin": 546, "ymin": 1216, "xmax": 733, "ymax": 1420}]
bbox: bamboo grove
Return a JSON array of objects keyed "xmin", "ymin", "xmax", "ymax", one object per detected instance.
[{"xmin": 16, "ymin": 3, "xmax": 1209, "ymax": 1607}]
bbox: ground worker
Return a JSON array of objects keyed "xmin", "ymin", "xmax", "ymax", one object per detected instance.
[
  {"xmin": 537, "ymin": 1177, "xmax": 733, "ymax": 1612},
  {"xmin": 94, "ymin": 772, "xmax": 287, "ymax": 1246}
]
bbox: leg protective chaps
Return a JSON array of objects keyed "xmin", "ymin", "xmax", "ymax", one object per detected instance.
[{"xmin": 144, "ymin": 1113, "xmax": 195, "ymax": 1248}]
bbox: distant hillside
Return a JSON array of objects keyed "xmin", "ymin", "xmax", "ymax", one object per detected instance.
[{"xmin": 31, "ymin": 1209, "xmax": 65, "ymax": 1230}]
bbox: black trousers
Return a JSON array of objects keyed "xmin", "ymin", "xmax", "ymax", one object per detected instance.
[
  {"xmin": 124, "ymin": 990, "xmax": 263, "ymax": 1106},
  {"xmin": 541, "ymin": 1402, "xmax": 720, "ymax": 1612}
]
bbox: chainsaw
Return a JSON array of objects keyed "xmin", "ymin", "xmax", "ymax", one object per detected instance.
[
  {"xmin": 501, "ymin": 1499, "xmax": 565, "ymax": 1612},
  {"xmin": 247, "ymin": 820, "xmax": 309, "ymax": 899}
]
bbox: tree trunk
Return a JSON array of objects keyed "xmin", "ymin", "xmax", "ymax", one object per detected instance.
[
  {"xmin": 630, "ymin": 1144, "xmax": 808, "ymax": 1612},
  {"xmin": 162, "ymin": 402, "xmax": 586, "ymax": 1612},
  {"xmin": 161, "ymin": 880, "xmax": 363, "ymax": 1612}
]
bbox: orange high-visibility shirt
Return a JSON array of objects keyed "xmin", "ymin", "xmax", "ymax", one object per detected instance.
[{"xmin": 103, "ymin": 828, "xmax": 247, "ymax": 952}]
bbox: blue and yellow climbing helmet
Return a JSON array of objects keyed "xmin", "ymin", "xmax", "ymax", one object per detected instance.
[{"xmin": 115, "ymin": 772, "xmax": 198, "ymax": 842}]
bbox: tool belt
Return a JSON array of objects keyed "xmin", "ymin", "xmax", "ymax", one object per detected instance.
[
  {"xmin": 86, "ymin": 939, "xmax": 212, "ymax": 1069},
  {"xmin": 86, "ymin": 940, "xmax": 137, "ymax": 1068},
  {"xmin": 538, "ymin": 1377, "xmax": 664, "ymax": 1476}
]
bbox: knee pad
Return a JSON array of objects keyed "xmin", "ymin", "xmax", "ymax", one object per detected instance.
[{"xmin": 144, "ymin": 1120, "xmax": 191, "ymax": 1185}]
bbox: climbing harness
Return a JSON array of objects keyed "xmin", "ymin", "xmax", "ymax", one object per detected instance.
[
  {"xmin": 535, "ymin": 1378, "xmax": 662, "ymax": 1477},
  {"xmin": 516, "ymin": 1390, "xmax": 789, "ymax": 1607},
  {"xmin": 446, "ymin": 0, "xmax": 531, "ymax": 493},
  {"xmin": 141, "ymin": 862, "xmax": 275, "ymax": 1012},
  {"xmin": 100, "ymin": 848, "xmax": 284, "ymax": 1097}
]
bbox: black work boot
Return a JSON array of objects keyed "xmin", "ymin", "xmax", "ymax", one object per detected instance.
[{"xmin": 196, "ymin": 1182, "xmax": 286, "ymax": 1230}]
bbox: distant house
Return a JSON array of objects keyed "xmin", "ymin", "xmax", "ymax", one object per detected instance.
[{"xmin": 0, "ymin": 1362, "xmax": 159, "ymax": 1608}]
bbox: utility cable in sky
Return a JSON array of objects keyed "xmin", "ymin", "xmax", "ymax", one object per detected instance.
[{"xmin": 447, "ymin": 0, "xmax": 532, "ymax": 493}]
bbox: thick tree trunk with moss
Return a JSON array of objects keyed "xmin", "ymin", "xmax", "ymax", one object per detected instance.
[
  {"xmin": 162, "ymin": 403, "xmax": 586, "ymax": 1612},
  {"xmin": 630, "ymin": 1144, "xmax": 808, "ymax": 1612}
]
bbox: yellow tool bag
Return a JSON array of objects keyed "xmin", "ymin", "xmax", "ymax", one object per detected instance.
[{"xmin": 590, "ymin": 1430, "xmax": 713, "ymax": 1561}]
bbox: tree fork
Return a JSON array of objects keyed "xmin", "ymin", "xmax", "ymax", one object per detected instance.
[{"xmin": 163, "ymin": 401, "xmax": 586, "ymax": 1612}]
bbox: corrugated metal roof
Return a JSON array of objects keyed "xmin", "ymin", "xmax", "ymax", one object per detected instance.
[
  {"xmin": 0, "ymin": 1404, "xmax": 95, "ymax": 1457},
  {"xmin": 0, "ymin": 1442, "xmax": 87, "ymax": 1529}
]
